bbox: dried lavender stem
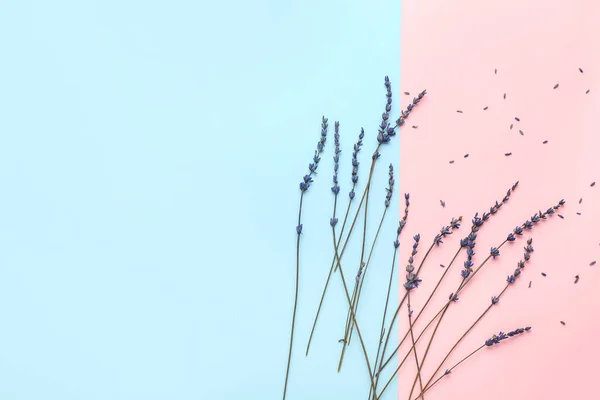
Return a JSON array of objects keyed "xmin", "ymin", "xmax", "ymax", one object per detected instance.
[
  {"xmin": 413, "ymin": 344, "xmax": 486, "ymax": 400},
  {"xmin": 367, "ymin": 239, "xmax": 399, "ymax": 400},
  {"xmin": 305, "ymin": 196, "xmax": 353, "ymax": 355},
  {"xmin": 376, "ymin": 248, "xmax": 501, "ymax": 398},
  {"xmin": 283, "ymin": 194, "xmax": 305, "ymax": 400},
  {"xmin": 343, "ymin": 186, "xmax": 371, "ymax": 346},
  {"xmin": 331, "ymin": 226, "xmax": 378, "ymax": 394},
  {"xmin": 419, "ymin": 285, "xmax": 511, "ymax": 396},
  {"xmin": 377, "ymin": 247, "xmax": 461, "ymax": 373},
  {"xmin": 375, "ymin": 242, "xmax": 433, "ymax": 370},
  {"xmin": 407, "ymin": 292, "xmax": 425, "ymax": 400},
  {"xmin": 347, "ymin": 207, "xmax": 387, "ymax": 346},
  {"xmin": 338, "ymin": 186, "xmax": 371, "ymax": 370}
]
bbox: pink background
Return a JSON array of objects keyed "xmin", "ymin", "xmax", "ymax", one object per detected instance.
[{"xmin": 398, "ymin": 0, "xmax": 600, "ymax": 399}]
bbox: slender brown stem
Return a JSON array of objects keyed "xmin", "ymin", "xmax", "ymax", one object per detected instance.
[
  {"xmin": 377, "ymin": 247, "xmax": 461, "ymax": 374},
  {"xmin": 407, "ymin": 292, "xmax": 424, "ymax": 400},
  {"xmin": 413, "ymin": 344, "xmax": 485, "ymax": 400},
  {"xmin": 331, "ymin": 226, "xmax": 378, "ymax": 395},
  {"xmin": 348, "ymin": 208, "xmax": 387, "ymax": 346},
  {"xmin": 376, "ymin": 245, "xmax": 504, "ymax": 399},
  {"xmin": 420, "ymin": 284, "xmax": 510, "ymax": 394},
  {"xmin": 368, "ymin": 243, "xmax": 399, "ymax": 400},
  {"xmin": 305, "ymin": 187, "xmax": 353, "ymax": 356},
  {"xmin": 283, "ymin": 193, "xmax": 305, "ymax": 400}
]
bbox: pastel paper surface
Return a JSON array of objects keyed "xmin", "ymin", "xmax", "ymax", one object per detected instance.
[{"xmin": 398, "ymin": 0, "xmax": 600, "ymax": 399}]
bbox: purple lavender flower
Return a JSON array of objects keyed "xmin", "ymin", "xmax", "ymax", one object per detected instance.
[
  {"xmin": 331, "ymin": 122, "xmax": 341, "ymax": 195},
  {"xmin": 299, "ymin": 117, "xmax": 328, "ymax": 192},
  {"xmin": 490, "ymin": 247, "xmax": 500, "ymax": 258},
  {"xmin": 485, "ymin": 327, "xmax": 531, "ymax": 346},
  {"xmin": 349, "ymin": 129, "xmax": 364, "ymax": 194},
  {"xmin": 395, "ymin": 89, "xmax": 427, "ymax": 128},
  {"xmin": 330, "ymin": 218, "xmax": 338, "ymax": 227},
  {"xmin": 385, "ymin": 164, "xmax": 395, "ymax": 208},
  {"xmin": 296, "ymin": 224, "xmax": 303, "ymax": 234}
]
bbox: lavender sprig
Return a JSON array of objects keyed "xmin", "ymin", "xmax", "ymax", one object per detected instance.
[
  {"xmin": 306, "ymin": 128, "xmax": 367, "ymax": 356},
  {"xmin": 377, "ymin": 183, "xmax": 518, "ymax": 377},
  {"xmin": 368, "ymin": 211, "xmax": 409, "ymax": 400},
  {"xmin": 414, "ymin": 242, "xmax": 535, "ymax": 399},
  {"xmin": 283, "ymin": 116, "xmax": 328, "ymax": 400},
  {"xmin": 375, "ymin": 216, "xmax": 462, "ymax": 393},
  {"xmin": 415, "ymin": 327, "xmax": 532, "ymax": 399},
  {"xmin": 344, "ymin": 164, "xmax": 396, "ymax": 347}
]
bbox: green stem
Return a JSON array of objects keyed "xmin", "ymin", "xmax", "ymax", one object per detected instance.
[
  {"xmin": 407, "ymin": 292, "xmax": 425, "ymax": 400},
  {"xmin": 283, "ymin": 193, "xmax": 305, "ymax": 400},
  {"xmin": 348, "ymin": 207, "xmax": 387, "ymax": 346},
  {"xmin": 368, "ymin": 243, "xmax": 399, "ymax": 400},
  {"xmin": 413, "ymin": 344, "xmax": 485, "ymax": 400},
  {"xmin": 305, "ymin": 195, "xmax": 353, "ymax": 356},
  {"xmin": 331, "ymin": 226, "xmax": 378, "ymax": 395}
]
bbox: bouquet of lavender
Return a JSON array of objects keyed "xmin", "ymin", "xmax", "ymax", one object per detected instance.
[{"xmin": 282, "ymin": 77, "xmax": 565, "ymax": 400}]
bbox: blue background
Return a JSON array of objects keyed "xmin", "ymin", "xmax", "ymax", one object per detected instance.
[{"xmin": 0, "ymin": 1, "xmax": 400, "ymax": 398}]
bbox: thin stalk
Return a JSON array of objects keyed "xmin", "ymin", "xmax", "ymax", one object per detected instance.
[
  {"xmin": 343, "ymin": 186, "xmax": 370, "ymax": 347},
  {"xmin": 377, "ymin": 247, "xmax": 461, "ymax": 374},
  {"xmin": 331, "ymin": 226, "xmax": 378, "ymax": 395},
  {"xmin": 374, "ymin": 237, "xmax": 439, "ymax": 391},
  {"xmin": 368, "ymin": 241, "xmax": 399, "ymax": 400},
  {"xmin": 413, "ymin": 344, "xmax": 485, "ymax": 400},
  {"xmin": 305, "ymin": 195, "xmax": 353, "ymax": 355},
  {"xmin": 407, "ymin": 292, "xmax": 424, "ymax": 400},
  {"xmin": 376, "ymin": 246, "xmax": 503, "ymax": 399},
  {"xmin": 348, "ymin": 207, "xmax": 387, "ymax": 346},
  {"xmin": 283, "ymin": 193, "xmax": 305, "ymax": 400},
  {"xmin": 420, "ymin": 286, "xmax": 509, "ymax": 394}
]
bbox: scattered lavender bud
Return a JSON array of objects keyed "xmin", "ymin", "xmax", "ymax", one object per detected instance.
[
  {"xmin": 554, "ymin": 83, "xmax": 559, "ymax": 89},
  {"xmin": 505, "ymin": 152, "xmax": 512, "ymax": 156},
  {"xmin": 586, "ymin": 89, "xmax": 590, "ymax": 94},
  {"xmin": 591, "ymin": 261, "xmax": 597, "ymax": 266},
  {"xmin": 519, "ymin": 130, "xmax": 524, "ymax": 135},
  {"xmin": 503, "ymin": 93, "xmax": 506, "ymax": 99},
  {"xmin": 449, "ymin": 160, "xmax": 455, "ymax": 164},
  {"xmin": 404, "ymin": 91, "xmax": 410, "ymax": 95},
  {"xmin": 558, "ymin": 214, "xmax": 564, "ymax": 219},
  {"xmin": 541, "ymin": 272, "xmax": 547, "ymax": 277},
  {"xmin": 440, "ymin": 200, "xmax": 446, "ymax": 207},
  {"xmin": 440, "ymin": 264, "xmax": 445, "ymax": 268},
  {"xmin": 412, "ymin": 125, "xmax": 418, "ymax": 129},
  {"xmin": 577, "ymin": 212, "xmax": 582, "ymax": 215},
  {"xmin": 529, "ymin": 281, "xmax": 532, "ymax": 288},
  {"xmin": 515, "ymin": 117, "xmax": 520, "ymax": 121},
  {"xmin": 591, "ymin": 182, "xmax": 596, "ymax": 187},
  {"xmin": 560, "ymin": 321, "xmax": 566, "ymax": 326},
  {"xmin": 483, "ymin": 106, "xmax": 488, "ymax": 110},
  {"xmin": 575, "ymin": 275, "xmax": 579, "ymax": 284},
  {"xmin": 579, "ymin": 198, "xmax": 583, "ymax": 204},
  {"xmin": 495, "ymin": 69, "xmax": 497, "ymax": 74},
  {"xmin": 580, "ymin": 68, "xmax": 584, "ymax": 73},
  {"xmin": 457, "ymin": 110, "xmax": 463, "ymax": 113},
  {"xmin": 464, "ymin": 154, "xmax": 469, "ymax": 158},
  {"xmin": 543, "ymin": 140, "xmax": 548, "ymax": 144},
  {"xmin": 510, "ymin": 124, "xmax": 513, "ymax": 130}
]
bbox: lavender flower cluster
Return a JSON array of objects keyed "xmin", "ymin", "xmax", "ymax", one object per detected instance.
[
  {"xmin": 485, "ymin": 327, "xmax": 531, "ymax": 346},
  {"xmin": 349, "ymin": 129, "xmax": 365, "ymax": 200},
  {"xmin": 404, "ymin": 234, "xmax": 422, "ymax": 291}
]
